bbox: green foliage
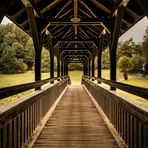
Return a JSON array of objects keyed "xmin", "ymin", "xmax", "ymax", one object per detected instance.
[
  {"xmin": 68, "ymin": 63, "xmax": 83, "ymax": 71},
  {"xmin": 130, "ymin": 55, "xmax": 144, "ymax": 73},
  {"xmin": 0, "ymin": 24, "xmax": 34, "ymax": 73},
  {"xmin": 118, "ymin": 56, "xmax": 132, "ymax": 72},
  {"xmin": 24, "ymin": 38, "xmax": 35, "ymax": 70},
  {"xmin": 117, "ymin": 38, "xmax": 143, "ymax": 60},
  {"xmin": 0, "ymin": 47, "xmax": 27, "ymax": 73},
  {"xmin": 41, "ymin": 48, "xmax": 50, "ymax": 72},
  {"xmin": 102, "ymin": 49, "xmax": 110, "ymax": 69}
]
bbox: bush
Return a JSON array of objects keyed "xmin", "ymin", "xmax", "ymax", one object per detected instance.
[
  {"xmin": 0, "ymin": 47, "xmax": 27, "ymax": 73},
  {"xmin": 118, "ymin": 56, "xmax": 132, "ymax": 72},
  {"xmin": 102, "ymin": 49, "xmax": 110, "ymax": 69},
  {"xmin": 130, "ymin": 55, "xmax": 144, "ymax": 73}
]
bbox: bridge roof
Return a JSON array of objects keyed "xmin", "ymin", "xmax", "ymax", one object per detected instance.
[{"xmin": 1, "ymin": 0, "xmax": 148, "ymax": 63}]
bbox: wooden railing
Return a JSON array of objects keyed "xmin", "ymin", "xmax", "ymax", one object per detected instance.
[
  {"xmin": 83, "ymin": 75, "xmax": 148, "ymax": 99},
  {"xmin": 0, "ymin": 76, "xmax": 70, "ymax": 148},
  {"xmin": 82, "ymin": 76, "xmax": 148, "ymax": 148},
  {"xmin": 0, "ymin": 75, "xmax": 70, "ymax": 100}
]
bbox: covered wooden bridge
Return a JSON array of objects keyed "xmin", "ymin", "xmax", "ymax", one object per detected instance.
[{"xmin": 0, "ymin": 0, "xmax": 148, "ymax": 147}]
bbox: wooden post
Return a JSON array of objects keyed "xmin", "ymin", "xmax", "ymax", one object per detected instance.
[
  {"xmin": 57, "ymin": 56, "xmax": 60, "ymax": 81},
  {"xmin": 61, "ymin": 60, "xmax": 64, "ymax": 77},
  {"xmin": 88, "ymin": 60, "xmax": 91, "ymax": 78},
  {"xmin": 83, "ymin": 63, "xmax": 85, "ymax": 75},
  {"xmin": 25, "ymin": 4, "xmax": 42, "ymax": 90},
  {"xmin": 97, "ymin": 35, "xmax": 104, "ymax": 83},
  {"xmin": 85, "ymin": 63, "xmax": 87, "ymax": 75},
  {"xmin": 110, "ymin": 4, "xmax": 125, "ymax": 90},
  {"xmin": 64, "ymin": 62, "xmax": 68, "ymax": 76},
  {"xmin": 92, "ymin": 55, "xmax": 95, "ymax": 81},
  {"xmin": 83, "ymin": 63, "xmax": 87, "ymax": 75}
]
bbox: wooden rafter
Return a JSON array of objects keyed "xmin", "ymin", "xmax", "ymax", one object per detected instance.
[
  {"xmin": 40, "ymin": 0, "xmax": 62, "ymax": 14},
  {"xmin": 55, "ymin": 1, "xmax": 72, "ymax": 18},
  {"xmin": 80, "ymin": 0, "xmax": 97, "ymax": 18},
  {"xmin": 79, "ymin": 9, "xmax": 92, "ymax": 18},
  {"xmin": 62, "ymin": 26, "xmax": 73, "ymax": 39},
  {"xmin": 89, "ymin": 0, "xmax": 111, "ymax": 14},
  {"xmin": 79, "ymin": 26, "xmax": 90, "ymax": 38},
  {"xmin": 54, "ymin": 25, "xmax": 67, "ymax": 35}
]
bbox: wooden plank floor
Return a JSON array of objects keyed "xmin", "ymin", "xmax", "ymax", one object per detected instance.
[{"xmin": 33, "ymin": 85, "xmax": 119, "ymax": 148}]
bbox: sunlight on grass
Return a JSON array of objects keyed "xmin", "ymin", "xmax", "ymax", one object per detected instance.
[
  {"xmin": 0, "ymin": 70, "xmax": 147, "ymax": 105},
  {"xmin": 118, "ymin": 76, "xmax": 148, "ymax": 104},
  {"xmin": 69, "ymin": 70, "xmax": 83, "ymax": 84}
]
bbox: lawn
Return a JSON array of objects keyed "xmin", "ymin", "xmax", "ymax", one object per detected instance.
[
  {"xmin": 0, "ymin": 70, "xmax": 147, "ymax": 105},
  {"xmin": 0, "ymin": 71, "xmax": 57, "ymax": 88}
]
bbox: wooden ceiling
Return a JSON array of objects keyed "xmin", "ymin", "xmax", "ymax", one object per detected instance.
[{"xmin": 1, "ymin": 0, "xmax": 148, "ymax": 63}]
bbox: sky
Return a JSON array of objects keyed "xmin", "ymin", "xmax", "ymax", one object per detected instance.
[{"xmin": 1, "ymin": 16, "xmax": 148, "ymax": 43}]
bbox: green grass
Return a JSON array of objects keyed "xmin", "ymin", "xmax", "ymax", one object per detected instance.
[
  {"xmin": 69, "ymin": 70, "xmax": 83, "ymax": 84},
  {"xmin": 0, "ymin": 71, "xmax": 57, "ymax": 105},
  {"xmin": 0, "ymin": 71, "xmax": 57, "ymax": 88},
  {"xmin": 118, "ymin": 76, "xmax": 148, "ymax": 104},
  {"xmin": 0, "ymin": 70, "xmax": 147, "ymax": 105}
]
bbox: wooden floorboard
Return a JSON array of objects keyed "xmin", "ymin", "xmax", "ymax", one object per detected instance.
[{"xmin": 33, "ymin": 85, "xmax": 119, "ymax": 148}]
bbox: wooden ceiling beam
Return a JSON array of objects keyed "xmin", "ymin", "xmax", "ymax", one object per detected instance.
[
  {"xmin": 74, "ymin": 0, "xmax": 78, "ymax": 37},
  {"xmin": 55, "ymin": 1, "xmax": 72, "ymax": 18},
  {"xmin": 109, "ymin": 0, "xmax": 122, "ymax": 17},
  {"xmin": 62, "ymin": 26, "xmax": 73, "ymax": 39},
  {"xmin": 40, "ymin": 0, "xmax": 62, "ymax": 14},
  {"xmin": 42, "ymin": 18, "xmax": 105, "ymax": 23},
  {"xmin": 89, "ymin": 0, "xmax": 111, "ymax": 14},
  {"xmin": 80, "ymin": 0, "xmax": 97, "ymax": 18}
]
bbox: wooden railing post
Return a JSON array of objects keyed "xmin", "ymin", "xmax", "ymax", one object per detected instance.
[
  {"xmin": 92, "ymin": 55, "xmax": 95, "ymax": 81},
  {"xmin": 57, "ymin": 56, "xmax": 60, "ymax": 81},
  {"xmin": 109, "ymin": 4, "xmax": 125, "ymax": 90},
  {"xmin": 25, "ymin": 3, "xmax": 42, "ymax": 90},
  {"xmin": 97, "ymin": 35, "xmax": 103, "ymax": 84}
]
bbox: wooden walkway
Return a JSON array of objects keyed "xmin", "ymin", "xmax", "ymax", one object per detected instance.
[{"xmin": 33, "ymin": 85, "xmax": 119, "ymax": 148}]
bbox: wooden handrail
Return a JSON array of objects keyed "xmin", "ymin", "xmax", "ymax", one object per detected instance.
[
  {"xmin": 82, "ymin": 78, "xmax": 148, "ymax": 148},
  {"xmin": 0, "ymin": 78, "xmax": 70, "ymax": 148},
  {"xmin": 0, "ymin": 75, "xmax": 70, "ymax": 100},
  {"xmin": 82, "ymin": 75, "xmax": 148, "ymax": 99}
]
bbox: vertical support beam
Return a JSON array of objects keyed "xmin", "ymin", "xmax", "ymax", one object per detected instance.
[
  {"xmin": 92, "ymin": 55, "xmax": 95, "ymax": 81},
  {"xmin": 66, "ymin": 63, "xmax": 69, "ymax": 75},
  {"xmin": 64, "ymin": 62, "xmax": 68, "ymax": 76},
  {"xmin": 97, "ymin": 35, "xmax": 104, "ymax": 83},
  {"xmin": 83, "ymin": 63, "xmax": 87, "ymax": 75},
  {"xmin": 110, "ymin": 4, "xmax": 125, "ymax": 90},
  {"xmin": 85, "ymin": 63, "xmax": 87, "ymax": 75},
  {"xmin": 83, "ymin": 63, "xmax": 85, "ymax": 75},
  {"xmin": 88, "ymin": 60, "xmax": 91, "ymax": 78},
  {"xmin": 25, "ymin": 4, "xmax": 42, "ymax": 89},
  {"xmin": 61, "ymin": 60, "xmax": 64, "ymax": 77},
  {"xmin": 47, "ymin": 34, "xmax": 54, "ymax": 83},
  {"xmin": 57, "ymin": 56, "xmax": 60, "ymax": 80}
]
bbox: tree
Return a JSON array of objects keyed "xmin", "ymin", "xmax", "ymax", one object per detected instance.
[
  {"xmin": 102, "ymin": 49, "xmax": 110, "ymax": 69},
  {"xmin": 142, "ymin": 26, "xmax": 148, "ymax": 73},
  {"xmin": 130, "ymin": 55, "xmax": 144, "ymax": 73},
  {"xmin": 12, "ymin": 24, "xmax": 29, "ymax": 47},
  {"xmin": 24, "ymin": 38, "xmax": 35, "ymax": 70},
  {"xmin": 0, "ymin": 46, "xmax": 27, "ymax": 73},
  {"xmin": 118, "ymin": 56, "xmax": 132, "ymax": 80},
  {"xmin": 41, "ymin": 48, "xmax": 50, "ymax": 72}
]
